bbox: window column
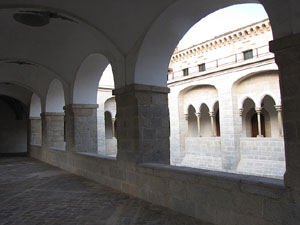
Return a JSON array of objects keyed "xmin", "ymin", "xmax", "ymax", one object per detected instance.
[
  {"xmin": 112, "ymin": 117, "xmax": 116, "ymax": 138},
  {"xmin": 209, "ymin": 111, "xmax": 216, "ymax": 137},
  {"xmin": 275, "ymin": 105, "xmax": 284, "ymax": 137},
  {"xmin": 255, "ymin": 107, "xmax": 263, "ymax": 137},
  {"xmin": 195, "ymin": 112, "xmax": 201, "ymax": 137}
]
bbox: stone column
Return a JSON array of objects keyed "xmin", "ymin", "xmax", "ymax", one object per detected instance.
[
  {"xmin": 275, "ymin": 105, "xmax": 284, "ymax": 137},
  {"xmin": 195, "ymin": 112, "xmax": 201, "ymax": 137},
  {"xmin": 270, "ymin": 34, "xmax": 300, "ymax": 206},
  {"xmin": 255, "ymin": 107, "xmax": 263, "ymax": 137},
  {"xmin": 64, "ymin": 104, "xmax": 98, "ymax": 153},
  {"xmin": 41, "ymin": 112, "xmax": 65, "ymax": 149},
  {"xmin": 29, "ymin": 117, "xmax": 42, "ymax": 146},
  {"xmin": 209, "ymin": 112, "xmax": 216, "ymax": 137},
  {"xmin": 112, "ymin": 117, "xmax": 116, "ymax": 138},
  {"xmin": 113, "ymin": 84, "xmax": 170, "ymax": 164}
]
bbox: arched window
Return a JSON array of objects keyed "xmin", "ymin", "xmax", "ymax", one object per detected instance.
[
  {"xmin": 104, "ymin": 111, "xmax": 113, "ymax": 139},
  {"xmin": 187, "ymin": 105, "xmax": 197, "ymax": 137}
]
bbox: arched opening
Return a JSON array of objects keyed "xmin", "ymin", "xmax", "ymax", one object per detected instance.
[
  {"xmin": 251, "ymin": 113, "xmax": 266, "ymax": 137},
  {"xmin": 261, "ymin": 95, "xmax": 279, "ymax": 137},
  {"xmin": 199, "ymin": 104, "xmax": 211, "ymax": 137},
  {"xmin": 187, "ymin": 105, "xmax": 197, "ymax": 137},
  {"xmin": 213, "ymin": 101, "xmax": 221, "ymax": 137},
  {"xmin": 97, "ymin": 65, "xmax": 117, "ymax": 157},
  {"xmin": 0, "ymin": 95, "xmax": 28, "ymax": 153},
  {"xmin": 104, "ymin": 111, "xmax": 113, "ymax": 139},
  {"xmin": 29, "ymin": 93, "xmax": 42, "ymax": 146},
  {"xmin": 161, "ymin": 3, "xmax": 285, "ymax": 178},
  {"xmin": 44, "ymin": 79, "xmax": 65, "ymax": 150}
]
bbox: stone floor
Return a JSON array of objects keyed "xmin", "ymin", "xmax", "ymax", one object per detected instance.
[{"xmin": 0, "ymin": 156, "xmax": 212, "ymax": 225}]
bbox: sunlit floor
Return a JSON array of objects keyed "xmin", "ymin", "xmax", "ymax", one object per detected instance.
[{"xmin": 0, "ymin": 156, "xmax": 212, "ymax": 225}]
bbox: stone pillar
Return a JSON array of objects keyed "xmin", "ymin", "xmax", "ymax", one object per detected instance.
[
  {"xmin": 270, "ymin": 33, "xmax": 300, "ymax": 206},
  {"xmin": 209, "ymin": 112, "xmax": 216, "ymax": 137},
  {"xmin": 29, "ymin": 117, "xmax": 42, "ymax": 146},
  {"xmin": 218, "ymin": 87, "xmax": 241, "ymax": 170},
  {"xmin": 195, "ymin": 112, "xmax": 201, "ymax": 137},
  {"xmin": 64, "ymin": 104, "xmax": 98, "ymax": 153},
  {"xmin": 255, "ymin": 107, "xmax": 263, "ymax": 137},
  {"xmin": 275, "ymin": 105, "xmax": 284, "ymax": 137},
  {"xmin": 113, "ymin": 84, "xmax": 170, "ymax": 164},
  {"xmin": 41, "ymin": 112, "xmax": 65, "ymax": 149}
]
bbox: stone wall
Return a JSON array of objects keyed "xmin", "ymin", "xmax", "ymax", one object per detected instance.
[
  {"xmin": 180, "ymin": 137, "xmax": 222, "ymax": 170},
  {"xmin": 237, "ymin": 137, "xmax": 285, "ymax": 178},
  {"xmin": 29, "ymin": 145, "xmax": 299, "ymax": 225}
]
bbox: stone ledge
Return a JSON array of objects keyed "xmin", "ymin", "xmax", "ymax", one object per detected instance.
[
  {"xmin": 41, "ymin": 112, "xmax": 65, "ymax": 116},
  {"xmin": 64, "ymin": 104, "xmax": 99, "ymax": 109},
  {"xmin": 76, "ymin": 152, "xmax": 117, "ymax": 161},
  {"xmin": 270, "ymin": 33, "xmax": 300, "ymax": 53},
  {"xmin": 113, "ymin": 84, "xmax": 170, "ymax": 95},
  {"xmin": 29, "ymin": 117, "xmax": 41, "ymax": 120},
  {"xmin": 47, "ymin": 147, "xmax": 66, "ymax": 152},
  {"xmin": 140, "ymin": 163, "xmax": 285, "ymax": 197}
]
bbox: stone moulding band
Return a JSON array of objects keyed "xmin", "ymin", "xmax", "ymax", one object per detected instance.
[
  {"xmin": 29, "ymin": 117, "xmax": 41, "ymax": 120},
  {"xmin": 113, "ymin": 84, "xmax": 170, "ymax": 95}
]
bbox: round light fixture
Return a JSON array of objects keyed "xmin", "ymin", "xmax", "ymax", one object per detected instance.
[{"xmin": 13, "ymin": 12, "xmax": 49, "ymax": 27}]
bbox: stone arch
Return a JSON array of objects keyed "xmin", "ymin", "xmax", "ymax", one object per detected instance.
[
  {"xmin": 133, "ymin": 1, "xmax": 270, "ymax": 87},
  {"xmin": 30, "ymin": 93, "xmax": 41, "ymax": 118},
  {"xmin": 258, "ymin": 93, "xmax": 280, "ymax": 107},
  {"xmin": 73, "ymin": 53, "xmax": 110, "ymax": 104},
  {"xmin": 213, "ymin": 101, "xmax": 221, "ymax": 137},
  {"xmin": 46, "ymin": 79, "xmax": 65, "ymax": 112}
]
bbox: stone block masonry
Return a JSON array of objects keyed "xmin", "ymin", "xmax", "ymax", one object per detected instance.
[{"xmin": 113, "ymin": 84, "xmax": 170, "ymax": 164}]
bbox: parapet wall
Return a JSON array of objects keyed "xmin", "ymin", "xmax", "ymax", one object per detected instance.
[{"xmin": 29, "ymin": 145, "xmax": 298, "ymax": 225}]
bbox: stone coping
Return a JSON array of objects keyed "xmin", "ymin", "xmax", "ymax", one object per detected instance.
[
  {"xmin": 29, "ymin": 117, "xmax": 41, "ymax": 120},
  {"xmin": 76, "ymin": 152, "xmax": 117, "ymax": 161},
  {"xmin": 41, "ymin": 112, "xmax": 65, "ymax": 116},
  {"xmin": 113, "ymin": 84, "xmax": 170, "ymax": 95},
  {"xmin": 64, "ymin": 104, "xmax": 99, "ymax": 109},
  {"xmin": 47, "ymin": 147, "xmax": 66, "ymax": 152},
  {"xmin": 270, "ymin": 33, "xmax": 300, "ymax": 53},
  {"xmin": 29, "ymin": 144, "xmax": 42, "ymax": 147},
  {"xmin": 140, "ymin": 163, "xmax": 285, "ymax": 197}
]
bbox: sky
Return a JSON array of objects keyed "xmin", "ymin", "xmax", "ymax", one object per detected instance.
[{"xmin": 177, "ymin": 3, "xmax": 268, "ymax": 50}]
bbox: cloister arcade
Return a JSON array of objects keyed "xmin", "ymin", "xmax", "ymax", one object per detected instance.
[{"xmin": 1, "ymin": 0, "xmax": 300, "ymax": 224}]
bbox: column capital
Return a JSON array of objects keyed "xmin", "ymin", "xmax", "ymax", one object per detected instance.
[
  {"xmin": 184, "ymin": 113, "xmax": 189, "ymax": 120},
  {"xmin": 255, "ymin": 107, "xmax": 263, "ymax": 113},
  {"xmin": 239, "ymin": 108, "xmax": 244, "ymax": 116},
  {"xmin": 195, "ymin": 112, "xmax": 201, "ymax": 118},
  {"xmin": 209, "ymin": 112, "xmax": 215, "ymax": 117},
  {"xmin": 274, "ymin": 105, "xmax": 282, "ymax": 112}
]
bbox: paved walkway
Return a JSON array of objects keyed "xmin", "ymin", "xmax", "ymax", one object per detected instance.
[{"xmin": 0, "ymin": 157, "xmax": 211, "ymax": 225}]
